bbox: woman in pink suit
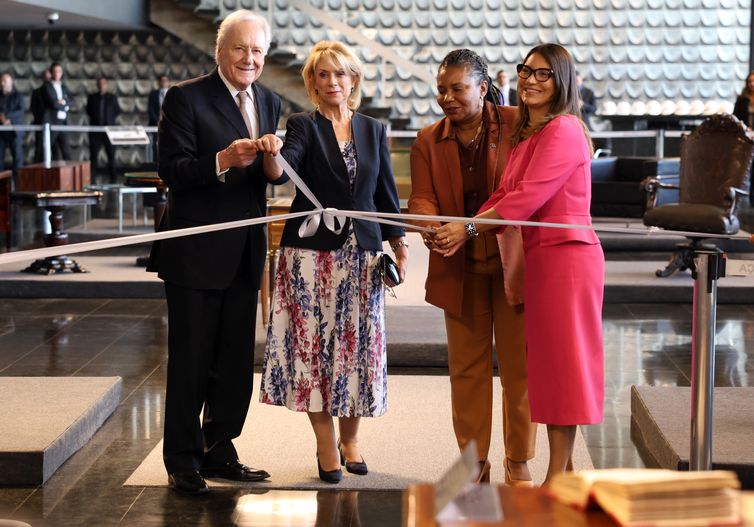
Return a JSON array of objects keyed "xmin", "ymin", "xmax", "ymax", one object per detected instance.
[{"xmin": 436, "ymin": 43, "xmax": 604, "ymax": 484}]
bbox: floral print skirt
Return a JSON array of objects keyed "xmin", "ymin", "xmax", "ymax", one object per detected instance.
[{"xmin": 260, "ymin": 230, "xmax": 388, "ymax": 417}]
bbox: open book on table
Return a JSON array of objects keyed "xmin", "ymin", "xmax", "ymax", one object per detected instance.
[{"xmin": 548, "ymin": 468, "xmax": 741, "ymax": 527}]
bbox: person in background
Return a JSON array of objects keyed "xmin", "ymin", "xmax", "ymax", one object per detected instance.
[
  {"xmin": 148, "ymin": 10, "xmax": 284, "ymax": 495},
  {"xmin": 86, "ymin": 77, "xmax": 120, "ymax": 182},
  {"xmin": 30, "ymin": 68, "xmax": 50, "ymax": 163},
  {"xmin": 436, "ymin": 43, "xmax": 605, "ymax": 485},
  {"xmin": 410, "ymin": 49, "xmax": 535, "ymax": 486},
  {"xmin": 42, "ymin": 62, "xmax": 75, "ymax": 161},
  {"xmin": 258, "ymin": 41, "xmax": 407, "ymax": 484},
  {"xmin": 733, "ymin": 71, "xmax": 754, "ymax": 205},
  {"xmin": 0, "ymin": 72, "xmax": 25, "ymax": 182},
  {"xmin": 576, "ymin": 73, "xmax": 596, "ymax": 130},
  {"xmin": 148, "ymin": 74, "xmax": 170, "ymax": 162},
  {"xmin": 496, "ymin": 70, "xmax": 517, "ymax": 106}
]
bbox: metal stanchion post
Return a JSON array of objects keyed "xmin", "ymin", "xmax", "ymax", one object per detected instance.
[
  {"xmin": 689, "ymin": 249, "xmax": 723, "ymax": 471},
  {"xmin": 43, "ymin": 123, "xmax": 52, "ymax": 168},
  {"xmin": 656, "ymin": 128, "xmax": 665, "ymax": 159}
]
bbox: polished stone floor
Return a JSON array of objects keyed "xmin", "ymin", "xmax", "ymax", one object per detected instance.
[{"xmin": 0, "ymin": 298, "xmax": 753, "ymax": 526}]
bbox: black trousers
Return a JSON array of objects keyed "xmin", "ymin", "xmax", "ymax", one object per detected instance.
[
  {"xmin": 162, "ymin": 242, "xmax": 257, "ymax": 474},
  {"xmin": 50, "ymin": 129, "xmax": 71, "ymax": 161},
  {"xmin": 89, "ymin": 133, "xmax": 116, "ymax": 181},
  {"xmin": 0, "ymin": 132, "xmax": 23, "ymax": 173}
]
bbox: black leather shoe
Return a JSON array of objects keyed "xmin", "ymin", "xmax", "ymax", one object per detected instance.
[
  {"xmin": 168, "ymin": 470, "xmax": 210, "ymax": 495},
  {"xmin": 317, "ymin": 455, "xmax": 342, "ymax": 484},
  {"xmin": 200, "ymin": 460, "xmax": 270, "ymax": 482},
  {"xmin": 338, "ymin": 440, "xmax": 368, "ymax": 475}
]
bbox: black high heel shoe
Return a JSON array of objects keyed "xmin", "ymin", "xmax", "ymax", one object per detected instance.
[
  {"xmin": 317, "ymin": 454, "xmax": 342, "ymax": 484},
  {"xmin": 338, "ymin": 439, "xmax": 368, "ymax": 475}
]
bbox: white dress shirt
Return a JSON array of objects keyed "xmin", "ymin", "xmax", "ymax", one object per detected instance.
[{"xmin": 215, "ymin": 68, "xmax": 259, "ymax": 181}]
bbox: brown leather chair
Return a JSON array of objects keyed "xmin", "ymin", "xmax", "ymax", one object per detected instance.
[{"xmin": 643, "ymin": 114, "xmax": 754, "ymax": 277}]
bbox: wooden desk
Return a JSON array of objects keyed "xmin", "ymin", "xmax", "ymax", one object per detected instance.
[
  {"xmin": 403, "ymin": 484, "xmax": 617, "ymax": 527},
  {"xmin": 17, "ymin": 161, "xmax": 91, "ymax": 191},
  {"xmin": 0, "ymin": 170, "xmax": 10, "ymax": 250},
  {"xmin": 262, "ymin": 198, "xmax": 293, "ymax": 326},
  {"xmin": 12, "ymin": 190, "xmax": 103, "ymax": 273}
]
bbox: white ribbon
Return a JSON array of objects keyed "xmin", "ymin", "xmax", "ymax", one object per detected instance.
[{"xmin": 273, "ymin": 154, "xmax": 347, "ymax": 237}]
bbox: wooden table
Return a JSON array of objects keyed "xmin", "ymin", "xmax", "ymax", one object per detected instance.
[
  {"xmin": 262, "ymin": 197, "xmax": 293, "ymax": 326},
  {"xmin": 17, "ymin": 161, "xmax": 91, "ymax": 192},
  {"xmin": 124, "ymin": 172, "xmax": 166, "ymax": 266},
  {"xmin": 12, "ymin": 190, "xmax": 103, "ymax": 274},
  {"xmin": 0, "ymin": 170, "xmax": 10, "ymax": 250},
  {"xmin": 403, "ymin": 484, "xmax": 618, "ymax": 527}
]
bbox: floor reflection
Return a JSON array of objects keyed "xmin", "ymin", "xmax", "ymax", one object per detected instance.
[{"xmin": 1, "ymin": 300, "xmax": 754, "ymax": 525}]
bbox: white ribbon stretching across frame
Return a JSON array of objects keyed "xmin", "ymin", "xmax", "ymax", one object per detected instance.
[{"xmin": 0, "ymin": 153, "xmax": 749, "ymax": 266}]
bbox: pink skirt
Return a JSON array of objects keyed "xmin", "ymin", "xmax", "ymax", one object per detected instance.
[{"xmin": 524, "ymin": 242, "xmax": 605, "ymax": 425}]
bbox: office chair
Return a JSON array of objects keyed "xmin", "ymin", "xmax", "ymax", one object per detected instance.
[{"xmin": 642, "ymin": 113, "xmax": 753, "ymax": 277}]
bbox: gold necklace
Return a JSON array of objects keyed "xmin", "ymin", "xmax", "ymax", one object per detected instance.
[{"xmin": 458, "ymin": 120, "xmax": 484, "ymax": 148}]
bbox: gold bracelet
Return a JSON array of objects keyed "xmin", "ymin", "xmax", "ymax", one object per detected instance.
[{"xmin": 390, "ymin": 240, "xmax": 409, "ymax": 251}]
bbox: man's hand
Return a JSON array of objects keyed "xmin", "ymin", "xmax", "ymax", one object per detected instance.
[
  {"xmin": 254, "ymin": 134, "xmax": 282, "ymax": 156},
  {"xmin": 218, "ymin": 139, "xmax": 259, "ymax": 172}
]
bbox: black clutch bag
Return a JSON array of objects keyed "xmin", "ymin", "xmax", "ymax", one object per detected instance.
[{"xmin": 381, "ymin": 254, "xmax": 401, "ymax": 287}]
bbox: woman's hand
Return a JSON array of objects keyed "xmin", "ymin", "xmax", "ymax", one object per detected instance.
[
  {"xmin": 255, "ymin": 134, "xmax": 283, "ymax": 155},
  {"xmin": 434, "ymin": 222, "xmax": 468, "ymax": 257},
  {"xmin": 389, "ymin": 238, "xmax": 409, "ymax": 285}
]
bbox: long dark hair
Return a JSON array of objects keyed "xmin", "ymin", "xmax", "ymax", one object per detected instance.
[
  {"xmin": 438, "ymin": 48, "xmax": 501, "ymax": 106},
  {"xmin": 511, "ymin": 43, "xmax": 592, "ymax": 152},
  {"xmin": 741, "ymin": 71, "xmax": 754, "ymax": 98}
]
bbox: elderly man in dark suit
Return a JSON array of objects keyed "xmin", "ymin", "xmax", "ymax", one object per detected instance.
[
  {"xmin": 86, "ymin": 77, "xmax": 120, "ymax": 182},
  {"xmin": 42, "ymin": 62, "xmax": 75, "ymax": 160},
  {"xmin": 148, "ymin": 9, "xmax": 287, "ymax": 495}
]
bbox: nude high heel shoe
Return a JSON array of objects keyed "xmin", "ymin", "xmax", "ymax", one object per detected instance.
[
  {"xmin": 476, "ymin": 460, "xmax": 491, "ymax": 484},
  {"xmin": 504, "ymin": 458, "xmax": 533, "ymax": 488}
]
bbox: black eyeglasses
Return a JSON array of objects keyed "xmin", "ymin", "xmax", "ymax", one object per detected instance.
[{"xmin": 516, "ymin": 64, "xmax": 554, "ymax": 82}]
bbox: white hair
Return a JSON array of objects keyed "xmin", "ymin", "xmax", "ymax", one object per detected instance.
[{"xmin": 215, "ymin": 10, "xmax": 271, "ymax": 61}]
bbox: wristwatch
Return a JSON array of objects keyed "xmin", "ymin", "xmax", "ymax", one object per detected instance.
[{"xmin": 465, "ymin": 222, "xmax": 479, "ymax": 238}]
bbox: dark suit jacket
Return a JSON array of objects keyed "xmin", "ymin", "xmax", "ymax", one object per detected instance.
[
  {"xmin": 734, "ymin": 96, "xmax": 750, "ymax": 127},
  {"xmin": 149, "ymin": 68, "xmax": 283, "ymax": 290},
  {"xmin": 30, "ymin": 86, "xmax": 45, "ymax": 124},
  {"xmin": 86, "ymin": 92, "xmax": 120, "ymax": 126},
  {"xmin": 495, "ymin": 86, "xmax": 517, "ymax": 106},
  {"xmin": 579, "ymin": 86, "xmax": 597, "ymax": 129},
  {"xmin": 41, "ymin": 81, "xmax": 74, "ymax": 124},
  {"xmin": 0, "ymin": 89, "xmax": 24, "ymax": 138},
  {"xmin": 279, "ymin": 111, "xmax": 404, "ymax": 251},
  {"xmin": 148, "ymin": 89, "xmax": 162, "ymax": 126}
]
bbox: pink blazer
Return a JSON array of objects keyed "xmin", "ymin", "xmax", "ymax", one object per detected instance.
[{"xmin": 480, "ymin": 114, "xmax": 600, "ymax": 249}]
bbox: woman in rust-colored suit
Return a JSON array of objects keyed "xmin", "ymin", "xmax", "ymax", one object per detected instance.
[{"xmin": 409, "ymin": 49, "xmax": 536, "ymax": 486}]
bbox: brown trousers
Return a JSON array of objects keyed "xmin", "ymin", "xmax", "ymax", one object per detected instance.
[{"xmin": 444, "ymin": 270, "xmax": 536, "ymax": 462}]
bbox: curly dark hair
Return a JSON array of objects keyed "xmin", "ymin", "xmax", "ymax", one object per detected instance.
[{"xmin": 438, "ymin": 48, "xmax": 501, "ymax": 105}]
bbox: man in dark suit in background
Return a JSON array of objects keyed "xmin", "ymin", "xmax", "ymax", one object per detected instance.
[
  {"xmin": 147, "ymin": 74, "xmax": 169, "ymax": 163},
  {"xmin": 31, "ymin": 68, "xmax": 50, "ymax": 162},
  {"xmin": 86, "ymin": 77, "xmax": 120, "ymax": 182},
  {"xmin": 0, "ymin": 72, "xmax": 25, "ymax": 181},
  {"xmin": 496, "ymin": 70, "xmax": 517, "ymax": 106},
  {"xmin": 148, "ymin": 9, "xmax": 287, "ymax": 495},
  {"xmin": 577, "ymin": 73, "xmax": 597, "ymax": 130},
  {"xmin": 41, "ymin": 62, "xmax": 75, "ymax": 161}
]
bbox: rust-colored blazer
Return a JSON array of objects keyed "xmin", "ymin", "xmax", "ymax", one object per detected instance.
[{"xmin": 409, "ymin": 102, "xmax": 519, "ymax": 317}]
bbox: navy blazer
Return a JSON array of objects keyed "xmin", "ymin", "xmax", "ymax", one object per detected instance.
[
  {"xmin": 41, "ymin": 81, "xmax": 74, "ymax": 124},
  {"xmin": 279, "ymin": 111, "xmax": 404, "ymax": 251},
  {"xmin": 149, "ymin": 68, "xmax": 284, "ymax": 290}
]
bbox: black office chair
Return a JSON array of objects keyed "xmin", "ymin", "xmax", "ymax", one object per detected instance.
[{"xmin": 642, "ymin": 114, "xmax": 754, "ymax": 277}]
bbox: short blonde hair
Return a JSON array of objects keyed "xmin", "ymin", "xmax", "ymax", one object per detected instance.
[
  {"xmin": 301, "ymin": 41, "xmax": 362, "ymax": 110},
  {"xmin": 215, "ymin": 10, "xmax": 271, "ymax": 61}
]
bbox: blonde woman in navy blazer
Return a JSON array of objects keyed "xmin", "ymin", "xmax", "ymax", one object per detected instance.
[{"xmin": 257, "ymin": 41, "xmax": 408, "ymax": 484}]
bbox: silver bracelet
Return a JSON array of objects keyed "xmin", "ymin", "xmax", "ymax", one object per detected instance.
[{"xmin": 390, "ymin": 240, "xmax": 409, "ymax": 251}]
